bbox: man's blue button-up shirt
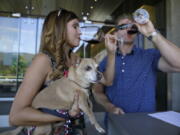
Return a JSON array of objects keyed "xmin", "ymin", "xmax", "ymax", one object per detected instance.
[{"xmin": 99, "ymin": 47, "xmax": 161, "ymax": 113}]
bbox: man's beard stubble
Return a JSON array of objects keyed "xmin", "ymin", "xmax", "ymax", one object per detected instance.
[{"xmin": 123, "ymin": 40, "xmax": 134, "ymax": 46}]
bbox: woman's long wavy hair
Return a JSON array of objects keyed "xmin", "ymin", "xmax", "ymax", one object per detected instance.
[{"xmin": 39, "ymin": 9, "xmax": 79, "ymax": 80}]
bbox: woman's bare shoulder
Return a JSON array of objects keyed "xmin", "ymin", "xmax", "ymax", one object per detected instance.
[
  {"xmin": 25, "ymin": 53, "xmax": 52, "ymax": 76},
  {"xmin": 11, "ymin": 53, "xmax": 52, "ymax": 111},
  {"xmin": 32, "ymin": 53, "xmax": 51, "ymax": 64}
]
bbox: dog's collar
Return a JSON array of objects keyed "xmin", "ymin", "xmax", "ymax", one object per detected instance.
[
  {"xmin": 64, "ymin": 70, "xmax": 90, "ymax": 89},
  {"xmin": 63, "ymin": 70, "xmax": 69, "ymax": 77},
  {"xmin": 69, "ymin": 79, "xmax": 91, "ymax": 89}
]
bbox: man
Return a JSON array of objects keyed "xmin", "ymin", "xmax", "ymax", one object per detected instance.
[{"xmin": 93, "ymin": 13, "xmax": 180, "ymax": 127}]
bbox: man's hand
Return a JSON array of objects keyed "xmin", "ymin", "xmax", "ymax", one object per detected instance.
[
  {"xmin": 110, "ymin": 106, "xmax": 125, "ymax": 115},
  {"xmin": 104, "ymin": 34, "xmax": 117, "ymax": 54},
  {"xmin": 135, "ymin": 20, "xmax": 156, "ymax": 37},
  {"xmin": 106, "ymin": 103, "xmax": 125, "ymax": 115}
]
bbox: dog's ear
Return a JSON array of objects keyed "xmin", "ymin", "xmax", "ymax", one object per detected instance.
[
  {"xmin": 70, "ymin": 53, "xmax": 81, "ymax": 68},
  {"xmin": 71, "ymin": 53, "xmax": 81, "ymax": 68},
  {"xmin": 94, "ymin": 49, "xmax": 107, "ymax": 64},
  {"xmin": 74, "ymin": 57, "xmax": 81, "ymax": 68}
]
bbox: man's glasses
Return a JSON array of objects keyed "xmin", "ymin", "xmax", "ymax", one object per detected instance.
[
  {"xmin": 116, "ymin": 24, "xmax": 138, "ymax": 34},
  {"xmin": 116, "ymin": 24, "xmax": 133, "ymax": 30}
]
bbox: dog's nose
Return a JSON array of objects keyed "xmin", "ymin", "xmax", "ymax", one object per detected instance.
[{"xmin": 97, "ymin": 72, "xmax": 102, "ymax": 81}]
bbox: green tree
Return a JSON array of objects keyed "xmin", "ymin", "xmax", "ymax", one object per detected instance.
[{"xmin": 11, "ymin": 55, "xmax": 28, "ymax": 78}]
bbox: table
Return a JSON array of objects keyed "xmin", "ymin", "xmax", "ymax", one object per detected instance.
[{"xmin": 86, "ymin": 112, "xmax": 180, "ymax": 135}]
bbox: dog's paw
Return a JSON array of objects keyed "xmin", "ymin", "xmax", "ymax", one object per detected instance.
[{"xmin": 95, "ymin": 124, "xmax": 105, "ymax": 133}]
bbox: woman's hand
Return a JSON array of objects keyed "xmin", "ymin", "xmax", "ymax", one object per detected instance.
[{"xmin": 68, "ymin": 91, "xmax": 81, "ymax": 117}]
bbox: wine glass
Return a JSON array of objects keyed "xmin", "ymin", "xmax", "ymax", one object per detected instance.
[
  {"xmin": 133, "ymin": 8, "xmax": 150, "ymax": 24},
  {"xmin": 80, "ymin": 25, "xmax": 102, "ymax": 44}
]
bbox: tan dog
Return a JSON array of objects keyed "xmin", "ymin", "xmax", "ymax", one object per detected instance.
[{"xmin": 0, "ymin": 58, "xmax": 105, "ymax": 135}]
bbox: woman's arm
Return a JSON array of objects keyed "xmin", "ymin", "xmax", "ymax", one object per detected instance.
[{"xmin": 9, "ymin": 53, "xmax": 65, "ymax": 126}]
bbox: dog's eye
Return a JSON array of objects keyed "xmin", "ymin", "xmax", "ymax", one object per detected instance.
[{"xmin": 85, "ymin": 66, "xmax": 92, "ymax": 71}]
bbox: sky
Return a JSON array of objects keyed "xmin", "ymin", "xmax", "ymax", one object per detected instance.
[
  {"xmin": 0, "ymin": 16, "xmax": 101, "ymax": 54},
  {"xmin": 0, "ymin": 16, "xmax": 44, "ymax": 54}
]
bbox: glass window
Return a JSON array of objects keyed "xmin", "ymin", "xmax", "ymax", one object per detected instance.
[
  {"xmin": 0, "ymin": 16, "xmax": 44, "ymax": 98},
  {"xmin": 36, "ymin": 18, "xmax": 44, "ymax": 53},
  {"xmin": 0, "ymin": 17, "xmax": 20, "ymax": 97}
]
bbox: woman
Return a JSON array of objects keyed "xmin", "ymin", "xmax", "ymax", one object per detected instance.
[
  {"xmin": 9, "ymin": 8, "xmax": 84, "ymax": 135},
  {"xmin": 9, "ymin": 8, "xmax": 117, "ymax": 135}
]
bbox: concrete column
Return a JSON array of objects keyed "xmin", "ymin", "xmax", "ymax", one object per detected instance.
[{"xmin": 166, "ymin": 0, "xmax": 180, "ymax": 111}]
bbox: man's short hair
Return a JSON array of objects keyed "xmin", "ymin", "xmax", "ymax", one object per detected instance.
[{"xmin": 115, "ymin": 13, "xmax": 133, "ymax": 25}]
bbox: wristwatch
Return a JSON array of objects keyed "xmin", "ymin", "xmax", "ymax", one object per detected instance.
[{"xmin": 147, "ymin": 31, "xmax": 158, "ymax": 41}]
